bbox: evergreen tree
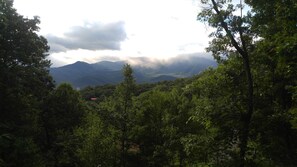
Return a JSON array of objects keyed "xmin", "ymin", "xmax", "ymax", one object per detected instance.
[{"xmin": 103, "ymin": 64, "xmax": 137, "ymax": 166}]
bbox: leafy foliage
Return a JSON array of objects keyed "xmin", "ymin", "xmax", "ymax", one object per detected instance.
[
  {"xmin": 1, "ymin": 0, "xmax": 297, "ymax": 166},
  {"xmin": 0, "ymin": 0, "xmax": 53, "ymax": 166},
  {"xmin": 41, "ymin": 83, "xmax": 84, "ymax": 166}
]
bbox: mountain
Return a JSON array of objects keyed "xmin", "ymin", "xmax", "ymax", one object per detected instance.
[{"xmin": 50, "ymin": 56, "xmax": 217, "ymax": 88}]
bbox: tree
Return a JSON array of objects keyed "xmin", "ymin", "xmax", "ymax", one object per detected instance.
[
  {"xmin": 185, "ymin": 59, "xmax": 248, "ymax": 166},
  {"xmin": 197, "ymin": 0, "xmax": 297, "ymax": 166},
  {"xmin": 75, "ymin": 102, "xmax": 117, "ymax": 167},
  {"xmin": 110, "ymin": 64, "xmax": 136, "ymax": 167},
  {"xmin": 133, "ymin": 90, "xmax": 171, "ymax": 166},
  {"xmin": 197, "ymin": 1, "xmax": 255, "ymax": 166},
  {"xmin": 0, "ymin": 0, "xmax": 54, "ymax": 165},
  {"xmin": 164, "ymin": 88, "xmax": 199, "ymax": 166},
  {"xmin": 42, "ymin": 83, "xmax": 84, "ymax": 166},
  {"xmin": 245, "ymin": 1, "xmax": 297, "ymax": 165}
]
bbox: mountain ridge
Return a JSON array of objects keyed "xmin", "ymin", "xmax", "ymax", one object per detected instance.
[{"xmin": 50, "ymin": 56, "xmax": 217, "ymax": 88}]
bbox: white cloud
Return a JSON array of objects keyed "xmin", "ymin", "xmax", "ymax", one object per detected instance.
[{"xmin": 13, "ymin": 0, "xmax": 213, "ymax": 67}]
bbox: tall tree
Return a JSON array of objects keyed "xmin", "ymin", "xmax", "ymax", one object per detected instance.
[
  {"xmin": 113, "ymin": 64, "xmax": 136, "ymax": 167},
  {"xmin": 198, "ymin": 0, "xmax": 254, "ymax": 166},
  {"xmin": 246, "ymin": 0, "xmax": 297, "ymax": 165},
  {"xmin": 0, "ymin": 0, "xmax": 54, "ymax": 166}
]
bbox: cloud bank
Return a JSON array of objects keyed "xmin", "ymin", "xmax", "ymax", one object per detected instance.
[
  {"xmin": 126, "ymin": 52, "xmax": 214, "ymax": 68},
  {"xmin": 47, "ymin": 21, "xmax": 127, "ymax": 52}
]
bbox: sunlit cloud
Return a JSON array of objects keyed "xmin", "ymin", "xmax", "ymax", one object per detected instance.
[{"xmin": 14, "ymin": 0, "xmax": 213, "ymax": 67}]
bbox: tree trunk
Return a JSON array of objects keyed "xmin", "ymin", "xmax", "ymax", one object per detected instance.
[
  {"xmin": 210, "ymin": 1, "xmax": 255, "ymax": 166},
  {"xmin": 239, "ymin": 56, "xmax": 254, "ymax": 167}
]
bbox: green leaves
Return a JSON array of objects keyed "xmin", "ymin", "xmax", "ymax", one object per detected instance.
[
  {"xmin": 75, "ymin": 109, "xmax": 117, "ymax": 167},
  {"xmin": 1, "ymin": 0, "xmax": 297, "ymax": 166},
  {"xmin": 0, "ymin": 1, "xmax": 54, "ymax": 165},
  {"xmin": 41, "ymin": 83, "xmax": 85, "ymax": 166}
]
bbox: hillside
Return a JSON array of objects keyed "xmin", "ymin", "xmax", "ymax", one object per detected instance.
[{"xmin": 50, "ymin": 56, "xmax": 217, "ymax": 88}]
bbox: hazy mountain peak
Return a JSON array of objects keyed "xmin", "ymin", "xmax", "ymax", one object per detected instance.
[{"xmin": 50, "ymin": 54, "xmax": 217, "ymax": 88}]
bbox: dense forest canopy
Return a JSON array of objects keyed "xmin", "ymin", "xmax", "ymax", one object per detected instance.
[{"xmin": 0, "ymin": 0, "xmax": 296, "ymax": 166}]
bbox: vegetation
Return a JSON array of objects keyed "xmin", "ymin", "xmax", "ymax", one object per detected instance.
[{"xmin": 0, "ymin": 0, "xmax": 296, "ymax": 166}]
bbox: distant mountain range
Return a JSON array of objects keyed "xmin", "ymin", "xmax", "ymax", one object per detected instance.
[{"xmin": 50, "ymin": 56, "xmax": 217, "ymax": 88}]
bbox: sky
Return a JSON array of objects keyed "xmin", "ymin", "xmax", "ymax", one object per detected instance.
[{"xmin": 13, "ymin": 0, "xmax": 214, "ymax": 67}]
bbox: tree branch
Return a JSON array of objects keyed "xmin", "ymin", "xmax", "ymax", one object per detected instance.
[
  {"xmin": 210, "ymin": 1, "xmax": 254, "ymax": 167},
  {"xmin": 210, "ymin": 0, "xmax": 248, "ymax": 59}
]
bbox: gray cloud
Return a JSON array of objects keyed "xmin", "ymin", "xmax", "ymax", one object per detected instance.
[
  {"xmin": 47, "ymin": 21, "xmax": 127, "ymax": 52},
  {"xmin": 127, "ymin": 52, "xmax": 214, "ymax": 68}
]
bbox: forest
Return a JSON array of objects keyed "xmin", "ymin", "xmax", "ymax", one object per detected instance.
[{"xmin": 0, "ymin": 0, "xmax": 297, "ymax": 166}]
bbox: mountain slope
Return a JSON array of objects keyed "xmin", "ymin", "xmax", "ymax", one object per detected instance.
[{"xmin": 50, "ymin": 56, "xmax": 216, "ymax": 88}]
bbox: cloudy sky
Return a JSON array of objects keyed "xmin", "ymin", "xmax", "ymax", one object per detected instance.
[{"xmin": 13, "ymin": 0, "xmax": 213, "ymax": 67}]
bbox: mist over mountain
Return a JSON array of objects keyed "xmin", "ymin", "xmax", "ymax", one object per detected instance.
[{"xmin": 50, "ymin": 55, "xmax": 217, "ymax": 88}]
